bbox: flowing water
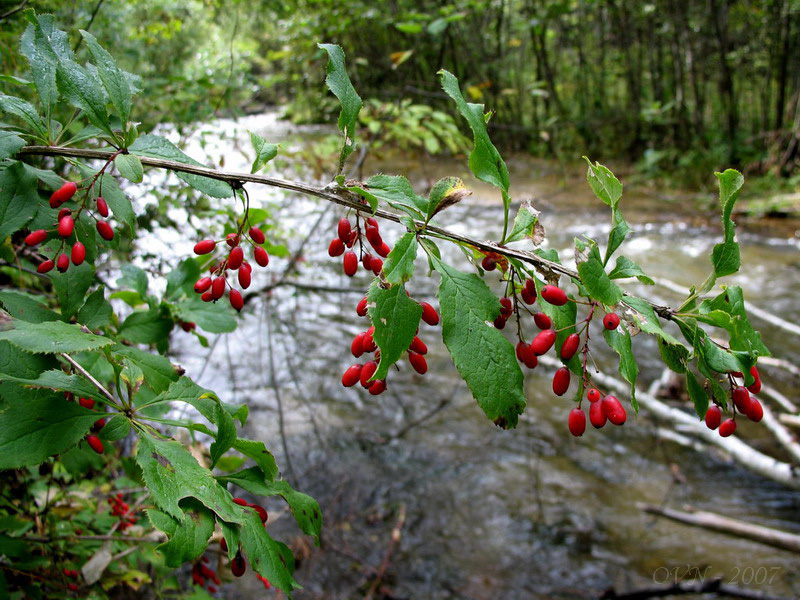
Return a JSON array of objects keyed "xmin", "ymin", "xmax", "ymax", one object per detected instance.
[{"xmin": 160, "ymin": 113, "xmax": 800, "ymax": 599}]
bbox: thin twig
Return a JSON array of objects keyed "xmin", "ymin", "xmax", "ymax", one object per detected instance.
[
  {"xmin": 0, "ymin": 0, "xmax": 28, "ymax": 21},
  {"xmin": 60, "ymin": 352, "xmax": 115, "ymax": 403}
]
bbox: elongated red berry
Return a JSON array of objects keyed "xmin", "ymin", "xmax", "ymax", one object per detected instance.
[
  {"xmin": 494, "ymin": 316, "xmax": 506, "ymax": 329},
  {"xmin": 517, "ymin": 343, "xmax": 538, "ymax": 368},
  {"xmin": 343, "ymin": 251, "xmax": 358, "ymax": 276},
  {"xmin": 368, "ymin": 379, "xmax": 386, "ymax": 395},
  {"xmin": 194, "ymin": 239, "xmax": 216, "ymax": 255},
  {"xmin": 351, "ymin": 332, "xmax": 365, "ymax": 357},
  {"xmin": 229, "ymin": 289, "xmax": 244, "ymax": 312},
  {"xmin": 96, "ymin": 220, "xmax": 114, "ymax": 241},
  {"xmin": 58, "ymin": 215, "xmax": 74, "ymax": 238},
  {"xmin": 201, "ymin": 290, "xmax": 214, "ymax": 302},
  {"xmin": 228, "ymin": 246, "xmax": 244, "ymax": 270},
  {"xmin": 602, "ymin": 395, "xmax": 627, "ymax": 425},
  {"xmin": 79, "ymin": 397, "xmax": 95, "ymax": 409},
  {"xmin": 747, "ymin": 398, "xmax": 763, "ymax": 422},
  {"xmin": 560, "ymin": 333, "xmax": 580, "ymax": 361},
  {"xmin": 362, "ymin": 253, "xmax": 373, "ymax": 270},
  {"xmin": 366, "ymin": 217, "xmax": 379, "ymax": 229},
  {"xmin": 92, "ymin": 418, "xmax": 106, "ymax": 432},
  {"xmin": 603, "ymin": 313, "xmax": 620, "ymax": 330},
  {"xmin": 71, "ymin": 242, "xmax": 86, "ymax": 265},
  {"xmin": 342, "ymin": 364, "xmax": 362, "ymax": 387},
  {"xmin": 86, "ymin": 434, "xmax": 104, "ymax": 454},
  {"xmin": 530, "ymin": 329, "xmax": 556, "ymax": 355},
  {"xmin": 96, "ymin": 196, "xmax": 109, "ymax": 217},
  {"xmin": 233, "ymin": 497, "xmax": 248, "ymax": 506},
  {"xmin": 38, "ymin": 259, "xmax": 54, "ymax": 273},
  {"xmin": 376, "ymin": 242, "xmax": 391, "ymax": 258},
  {"xmin": 481, "ymin": 256, "xmax": 496, "ymax": 271},
  {"xmin": 195, "ymin": 277, "xmax": 212, "ymax": 293},
  {"xmin": 533, "ymin": 312, "xmax": 552, "ymax": 330},
  {"xmin": 587, "ymin": 388, "xmax": 602, "ymax": 403},
  {"xmin": 732, "ymin": 386, "xmax": 751, "ymax": 414},
  {"xmin": 238, "ymin": 263, "xmax": 252, "ymax": 289},
  {"xmin": 180, "ymin": 321, "xmax": 196, "ymax": 332},
  {"xmin": 249, "ymin": 227, "xmax": 266, "ymax": 244},
  {"xmin": 226, "ymin": 233, "xmax": 240, "ymax": 247},
  {"xmin": 746, "ymin": 366, "xmax": 761, "ymax": 394},
  {"xmin": 362, "ymin": 327, "xmax": 376, "ymax": 352},
  {"xmin": 719, "ymin": 418, "xmax": 736, "ymax": 437},
  {"xmin": 249, "ymin": 503, "xmax": 268, "ymax": 523},
  {"xmin": 25, "ymin": 229, "xmax": 47, "ymax": 246},
  {"xmin": 371, "ymin": 257, "xmax": 383, "ymax": 275},
  {"xmin": 337, "ymin": 218, "xmax": 352, "ymax": 242},
  {"xmin": 68, "ymin": 583, "xmax": 78, "ymax": 591},
  {"xmin": 220, "ymin": 538, "xmax": 228, "ymax": 553},
  {"xmin": 58, "ymin": 207, "xmax": 72, "ymax": 221},
  {"xmin": 254, "ymin": 246, "xmax": 269, "ymax": 267},
  {"xmin": 540, "ymin": 285, "xmax": 568, "ymax": 306},
  {"xmin": 50, "ymin": 181, "xmax": 77, "ymax": 207},
  {"xmin": 420, "ymin": 302, "xmax": 439, "ymax": 326},
  {"xmin": 408, "ymin": 351, "xmax": 428, "ymax": 374},
  {"xmin": 212, "ymin": 277, "xmax": 226, "ymax": 300},
  {"xmin": 568, "ymin": 408, "xmax": 586, "ymax": 437},
  {"xmin": 328, "ymin": 238, "xmax": 345, "ymax": 257},
  {"xmin": 552, "ymin": 367, "xmax": 570, "ymax": 396},
  {"xmin": 57, "ymin": 254, "xmax": 69, "ymax": 272},
  {"xmin": 356, "ymin": 296, "xmax": 368, "ymax": 317},
  {"xmin": 499, "ymin": 297, "xmax": 513, "ymax": 317},
  {"xmin": 522, "ymin": 279, "xmax": 537, "ymax": 304},
  {"xmin": 345, "ymin": 230, "xmax": 358, "ymax": 248},
  {"xmin": 705, "ymin": 405, "xmax": 722, "ymax": 430},
  {"xmin": 514, "ymin": 341, "xmax": 525, "ymax": 362},
  {"xmin": 365, "ymin": 226, "xmax": 382, "ymax": 249},
  {"xmin": 231, "ymin": 552, "xmax": 246, "ymax": 577},
  {"xmin": 409, "ymin": 336, "xmax": 427, "ymax": 355},
  {"xmin": 360, "ymin": 360, "xmax": 378, "ymax": 387},
  {"xmin": 590, "ymin": 400, "xmax": 607, "ymax": 428}
]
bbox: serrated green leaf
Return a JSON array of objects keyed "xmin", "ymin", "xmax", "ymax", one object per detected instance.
[
  {"xmin": 112, "ymin": 345, "xmax": 178, "ymax": 394},
  {"xmin": 367, "ymin": 281, "xmax": 421, "ymax": 380},
  {"xmin": 622, "ymin": 297, "xmax": 680, "ymax": 345},
  {"xmin": 0, "ymin": 392, "xmax": 99, "ymax": 468},
  {"xmin": 0, "ymin": 95, "xmax": 47, "ymax": 138},
  {"xmin": 0, "ymin": 290, "xmax": 60, "ymax": 323},
  {"xmin": 174, "ymin": 297, "xmax": 237, "ymax": 334},
  {"xmin": 49, "ymin": 260, "xmax": 95, "ymax": 320},
  {"xmin": 426, "ymin": 176, "xmax": 470, "ymax": 220},
  {"xmin": 114, "ymin": 154, "xmax": 143, "ymax": 183},
  {"xmin": 238, "ymin": 511, "xmax": 298, "ymax": 593},
  {"xmin": 249, "ymin": 132, "xmax": 278, "ymax": 173},
  {"xmin": 658, "ymin": 338, "xmax": 688, "ymax": 373},
  {"xmin": 119, "ymin": 309, "xmax": 172, "ymax": 344},
  {"xmin": 130, "ymin": 134, "xmax": 232, "ymax": 198},
  {"xmin": 583, "ymin": 157, "xmax": 622, "ymax": 208},
  {"xmin": 381, "ymin": 232, "xmax": 418, "ymax": 285},
  {"xmin": 318, "ymin": 44, "xmax": 363, "ymax": 172},
  {"xmin": 0, "ymin": 131, "xmax": 25, "ymax": 161},
  {"xmin": 609, "ymin": 256, "xmax": 654, "ymax": 285},
  {"xmin": 20, "ymin": 19, "xmax": 59, "ymax": 116},
  {"xmin": 699, "ymin": 287, "xmax": 770, "ymax": 357},
  {"xmin": 77, "ymin": 288, "xmax": 112, "ymax": 330},
  {"xmin": 431, "ymin": 256, "xmax": 525, "ymax": 428},
  {"xmin": 603, "ymin": 327, "xmax": 639, "ymax": 413},
  {"xmin": 686, "ymin": 370, "xmax": 709, "ymax": 419},
  {"xmin": 0, "ymin": 161, "xmax": 37, "ymax": 241},
  {"xmin": 117, "ymin": 264, "xmax": 148, "ymax": 296},
  {"xmin": 79, "ymin": 30, "xmax": 132, "ymax": 124},
  {"xmin": 576, "ymin": 242, "xmax": 623, "ymax": 306},
  {"xmin": 165, "ymin": 259, "xmax": 201, "ymax": 301},
  {"xmin": 231, "ymin": 438, "xmax": 279, "ymax": 481},
  {"xmin": 605, "ymin": 209, "xmax": 631, "ymax": 264},
  {"xmin": 506, "ymin": 202, "xmax": 542, "ymax": 244},
  {"xmin": 148, "ymin": 500, "xmax": 214, "ymax": 568},
  {"xmin": 99, "ymin": 415, "xmax": 129, "ymax": 441},
  {"xmin": 701, "ymin": 337, "xmax": 743, "ymax": 374},
  {"xmin": 0, "ymin": 316, "xmax": 113, "ymax": 354},
  {"xmin": 0, "ymin": 340, "xmax": 54, "ymax": 379},
  {"xmin": 141, "ymin": 377, "xmax": 240, "ymax": 424},
  {"xmin": 210, "ymin": 401, "xmax": 236, "ymax": 469},
  {"xmin": 0, "ymin": 370, "xmax": 101, "ymax": 401},
  {"xmin": 97, "ymin": 173, "xmax": 135, "ymax": 233},
  {"xmin": 347, "ymin": 174, "xmax": 427, "ymax": 217},
  {"xmin": 707, "ymin": 169, "xmax": 744, "ymax": 285},
  {"xmin": 56, "ymin": 58, "xmax": 114, "ymax": 137}
]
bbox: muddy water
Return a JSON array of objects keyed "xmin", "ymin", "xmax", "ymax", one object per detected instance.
[{"xmin": 165, "ymin": 114, "xmax": 800, "ymax": 599}]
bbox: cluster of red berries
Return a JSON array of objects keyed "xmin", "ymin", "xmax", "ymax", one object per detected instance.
[
  {"xmin": 63, "ymin": 568, "xmax": 80, "ymax": 592},
  {"xmin": 192, "ymin": 555, "xmax": 221, "ymax": 593},
  {"xmin": 24, "ymin": 181, "xmax": 116, "ymax": 273},
  {"xmin": 704, "ymin": 366, "xmax": 764, "ymax": 437},
  {"xmin": 192, "ymin": 227, "xmax": 270, "ymax": 313},
  {"xmin": 108, "ymin": 493, "xmax": 138, "ymax": 531},
  {"xmin": 566, "ymin": 388, "xmax": 627, "ymax": 437},
  {"xmin": 328, "ymin": 217, "xmax": 390, "ymax": 277},
  {"xmin": 340, "ymin": 296, "xmax": 439, "ymax": 394}
]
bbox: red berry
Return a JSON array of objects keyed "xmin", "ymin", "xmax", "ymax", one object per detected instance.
[
  {"xmin": 530, "ymin": 329, "xmax": 556, "ymax": 355},
  {"xmin": 56, "ymin": 253, "xmax": 69, "ymax": 272},
  {"xmin": 408, "ymin": 351, "xmax": 428, "ymax": 374},
  {"xmin": 50, "ymin": 181, "xmax": 77, "ymax": 207},
  {"xmin": 590, "ymin": 400, "xmax": 607, "ymax": 428},
  {"xmin": 345, "ymin": 230, "xmax": 358, "ymax": 248},
  {"xmin": 514, "ymin": 341, "xmax": 525, "ymax": 361},
  {"xmin": 343, "ymin": 251, "xmax": 358, "ymax": 276},
  {"xmin": 552, "ymin": 367, "xmax": 570, "ymax": 396},
  {"xmin": 71, "ymin": 242, "xmax": 86, "ymax": 266},
  {"xmin": 732, "ymin": 386, "xmax": 751, "ymax": 414},
  {"xmin": 409, "ymin": 336, "xmax": 427, "ymax": 355},
  {"xmin": 746, "ymin": 366, "xmax": 761, "ymax": 394},
  {"xmin": 541, "ymin": 285, "xmax": 568, "ymax": 306},
  {"xmin": 79, "ymin": 397, "xmax": 95, "ymax": 409},
  {"xmin": 362, "ymin": 253, "xmax": 373, "ymax": 270},
  {"xmin": 705, "ymin": 405, "xmax": 722, "ymax": 430},
  {"xmin": 746, "ymin": 397, "xmax": 763, "ymax": 422},
  {"xmin": 86, "ymin": 434, "xmax": 104, "ymax": 454},
  {"xmin": 233, "ymin": 497, "xmax": 248, "ymax": 506},
  {"xmin": 602, "ymin": 395, "xmax": 627, "ymax": 425},
  {"xmin": 560, "ymin": 333, "xmax": 580, "ymax": 361},
  {"xmin": 249, "ymin": 227, "xmax": 266, "ymax": 244},
  {"xmin": 249, "ymin": 503, "xmax": 268, "ymax": 523},
  {"xmin": 568, "ymin": 408, "xmax": 586, "ymax": 437},
  {"xmin": 254, "ymin": 246, "xmax": 269, "ymax": 267},
  {"xmin": 96, "ymin": 196, "xmax": 109, "ymax": 217},
  {"xmin": 92, "ymin": 418, "xmax": 106, "ymax": 432},
  {"xmin": 227, "ymin": 246, "xmax": 244, "ymax": 270},
  {"xmin": 342, "ymin": 364, "xmax": 362, "ymax": 387},
  {"xmin": 603, "ymin": 313, "xmax": 620, "ymax": 330},
  {"xmin": 225, "ymin": 233, "xmax": 240, "ymax": 247},
  {"xmin": 180, "ymin": 321, "xmax": 196, "ymax": 332},
  {"xmin": 366, "ymin": 218, "xmax": 379, "ymax": 229},
  {"xmin": 231, "ymin": 552, "xmax": 246, "ymax": 577},
  {"xmin": 371, "ymin": 257, "xmax": 383, "ymax": 275},
  {"xmin": 533, "ymin": 312, "xmax": 552, "ymax": 330},
  {"xmin": 521, "ymin": 278, "xmax": 537, "ymax": 304},
  {"xmin": 517, "ymin": 342, "xmax": 538, "ymax": 368},
  {"xmin": 38, "ymin": 259, "xmax": 54, "ymax": 273},
  {"xmin": 587, "ymin": 388, "xmax": 602, "ymax": 403},
  {"xmin": 362, "ymin": 327, "xmax": 376, "ymax": 352},
  {"xmin": 24, "ymin": 229, "xmax": 47, "ymax": 246},
  {"xmin": 356, "ymin": 296, "xmax": 368, "ymax": 317},
  {"xmin": 376, "ymin": 242, "xmax": 391, "ymax": 258},
  {"xmin": 328, "ymin": 238, "xmax": 345, "ymax": 257},
  {"xmin": 719, "ymin": 418, "xmax": 737, "ymax": 437},
  {"xmin": 360, "ymin": 361, "xmax": 378, "ymax": 387},
  {"xmin": 96, "ymin": 220, "xmax": 114, "ymax": 241},
  {"xmin": 201, "ymin": 290, "xmax": 213, "ymax": 302},
  {"xmin": 337, "ymin": 218, "xmax": 352, "ymax": 242},
  {"xmin": 58, "ymin": 207, "xmax": 72, "ymax": 221},
  {"xmin": 229, "ymin": 289, "xmax": 244, "ymax": 312},
  {"xmin": 238, "ymin": 263, "xmax": 252, "ymax": 289},
  {"xmin": 499, "ymin": 296, "xmax": 513, "ymax": 317},
  {"xmin": 68, "ymin": 583, "xmax": 78, "ymax": 592},
  {"xmin": 220, "ymin": 538, "xmax": 228, "ymax": 553},
  {"xmin": 58, "ymin": 215, "xmax": 74, "ymax": 238},
  {"xmin": 481, "ymin": 256, "xmax": 496, "ymax": 271},
  {"xmin": 494, "ymin": 315, "xmax": 506, "ymax": 329},
  {"xmin": 211, "ymin": 277, "xmax": 226, "ymax": 300},
  {"xmin": 351, "ymin": 332, "xmax": 365, "ymax": 357},
  {"xmin": 368, "ymin": 379, "xmax": 386, "ymax": 395},
  {"xmin": 420, "ymin": 302, "xmax": 439, "ymax": 326},
  {"xmin": 365, "ymin": 226, "xmax": 383, "ymax": 249},
  {"xmin": 194, "ymin": 239, "xmax": 216, "ymax": 255},
  {"xmin": 195, "ymin": 277, "xmax": 212, "ymax": 293}
]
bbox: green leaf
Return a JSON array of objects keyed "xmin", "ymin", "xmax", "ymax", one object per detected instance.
[
  {"xmin": 367, "ymin": 281, "xmax": 422, "ymax": 381},
  {"xmin": 50, "ymin": 259, "xmax": 95, "ymax": 320},
  {"xmin": 20, "ymin": 19, "xmax": 59, "ymax": 116},
  {"xmin": 0, "ymin": 290, "xmax": 60, "ymax": 323},
  {"xmin": 709, "ymin": 169, "xmax": 744, "ymax": 283},
  {"xmin": 431, "ymin": 256, "xmax": 526, "ymax": 428},
  {"xmin": 174, "ymin": 298, "xmax": 237, "ymax": 334},
  {"xmin": 249, "ymin": 132, "xmax": 278, "ymax": 173},
  {"xmin": 98, "ymin": 415, "xmax": 130, "ymax": 441},
  {"xmin": 77, "ymin": 288, "xmax": 112, "ymax": 330},
  {"xmin": 576, "ymin": 241, "xmax": 623, "ymax": 306},
  {"xmin": 426, "ymin": 176, "xmax": 471, "ymax": 220},
  {"xmin": 238, "ymin": 511, "xmax": 297, "ymax": 593},
  {"xmin": 0, "ymin": 161, "xmax": 38, "ymax": 241},
  {"xmin": 114, "ymin": 154, "xmax": 143, "ymax": 183},
  {"xmin": 506, "ymin": 202, "xmax": 543, "ymax": 244},
  {"xmin": 381, "ymin": 232, "xmax": 418, "ymax": 285},
  {"xmin": 0, "ymin": 392, "xmax": 99, "ymax": 468},
  {"xmin": 165, "ymin": 259, "xmax": 201, "ymax": 301},
  {"xmin": 118, "ymin": 309, "xmax": 173, "ymax": 344},
  {"xmin": 0, "ymin": 370, "xmax": 101, "ymax": 401},
  {"xmin": 56, "ymin": 58, "xmax": 114, "ymax": 137},
  {"xmin": 148, "ymin": 500, "xmax": 215, "ymax": 568},
  {"xmin": 318, "ymin": 44, "xmax": 363, "ymax": 172},
  {"xmin": 117, "ymin": 264, "xmax": 148, "ymax": 296},
  {"xmin": 0, "ymin": 340, "xmax": 54, "ymax": 379},
  {"xmin": 0, "ymin": 316, "xmax": 113, "ymax": 354},
  {"xmin": 699, "ymin": 287, "xmax": 770, "ymax": 357},
  {"xmin": 622, "ymin": 297, "xmax": 680, "ymax": 345},
  {"xmin": 0, "ymin": 131, "xmax": 25, "ymax": 161},
  {"xmin": 583, "ymin": 157, "xmax": 622, "ymax": 208},
  {"xmin": 79, "ymin": 30, "xmax": 132, "ymax": 124},
  {"xmin": 232, "ymin": 438, "xmax": 279, "ymax": 482},
  {"xmin": 603, "ymin": 327, "xmax": 639, "ymax": 413},
  {"xmin": 130, "ymin": 134, "xmax": 232, "ymax": 198},
  {"xmin": 0, "ymin": 95, "xmax": 47, "ymax": 138},
  {"xmin": 608, "ymin": 256, "xmax": 654, "ymax": 285},
  {"xmin": 98, "ymin": 174, "xmax": 136, "ymax": 233},
  {"xmin": 210, "ymin": 401, "xmax": 236, "ymax": 469},
  {"xmin": 658, "ymin": 338, "xmax": 689, "ymax": 373},
  {"xmin": 605, "ymin": 209, "xmax": 631, "ymax": 264},
  {"xmin": 686, "ymin": 370, "xmax": 709, "ymax": 419},
  {"xmin": 112, "ymin": 345, "xmax": 178, "ymax": 394},
  {"xmin": 347, "ymin": 174, "xmax": 427, "ymax": 216},
  {"xmin": 701, "ymin": 337, "xmax": 743, "ymax": 374}
]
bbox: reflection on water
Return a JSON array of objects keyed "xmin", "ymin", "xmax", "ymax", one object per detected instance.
[{"xmin": 163, "ymin": 113, "xmax": 800, "ymax": 599}]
